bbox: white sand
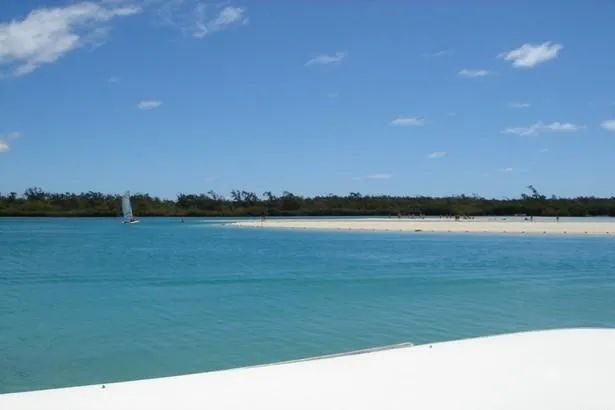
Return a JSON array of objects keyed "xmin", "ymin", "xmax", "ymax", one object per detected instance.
[
  {"xmin": 231, "ymin": 218, "xmax": 615, "ymax": 235},
  {"xmin": 2, "ymin": 328, "xmax": 614, "ymax": 409}
]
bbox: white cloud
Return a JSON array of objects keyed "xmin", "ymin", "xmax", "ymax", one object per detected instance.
[
  {"xmin": 218, "ymin": 6, "xmax": 247, "ymax": 25},
  {"xmin": 501, "ymin": 167, "xmax": 513, "ymax": 172},
  {"xmin": 458, "ymin": 69, "xmax": 492, "ymax": 77},
  {"xmin": 542, "ymin": 122, "xmax": 582, "ymax": 132},
  {"xmin": 540, "ymin": 148, "xmax": 549, "ymax": 153},
  {"xmin": 428, "ymin": 151, "xmax": 447, "ymax": 159},
  {"xmin": 498, "ymin": 42, "xmax": 562, "ymax": 68},
  {"xmin": 0, "ymin": 131, "xmax": 21, "ymax": 151},
  {"xmin": 107, "ymin": 76, "xmax": 120, "ymax": 83},
  {"xmin": 390, "ymin": 117, "xmax": 424, "ymax": 127},
  {"xmin": 192, "ymin": 5, "xmax": 247, "ymax": 38},
  {"xmin": 366, "ymin": 173, "xmax": 392, "ymax": 180},
  {"xmin": 0, "ymin": 2, "xmax": 140, "ymax": 77},
  {"xmin": 502, "ymin": 121, "xmax": 583, "ymax": 136},
  {"xmin": 502, "ymin": 124, "xmax": 542, "ymax": 137},
  {"xmin": 509, "ymin": 102, "xmax": 530, "ymax": 108},
  {"xmin": 137, "ymin": 100, "xmax": 162, "ymax": 110},
  {"xmin": 305, "ymin": 52, "xmax": 346, "ymax": 66},
  {"xmin": 98, "ymin": 0, "xmax": 248, "ymax": 39},
  {"xmin": 601, "ymin": 120, "xmax": 615, "ymax": 131}
]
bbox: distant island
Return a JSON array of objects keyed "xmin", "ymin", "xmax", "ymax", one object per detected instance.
[{"xmin": 1, "ymin": 186, "xmax": 614, "ymax": 217}]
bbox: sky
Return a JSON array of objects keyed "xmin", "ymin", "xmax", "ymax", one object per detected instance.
[{"xmin": 1, "ymin": 0, "xmax": 615, "ymax": 199}]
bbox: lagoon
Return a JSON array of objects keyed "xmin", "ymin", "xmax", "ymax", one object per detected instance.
[{"xmin": 1, "ymin": 217, "xmax": 615, "ymax": 394}]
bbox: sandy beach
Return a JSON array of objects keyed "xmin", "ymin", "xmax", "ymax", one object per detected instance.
[{"xmin": 231, "ymin": 217, "xmax": 615, "ymax": 235}]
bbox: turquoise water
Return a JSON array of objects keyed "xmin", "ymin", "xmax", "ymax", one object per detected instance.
[{"xmin": 1, "ymin": 217, "xmax": 615, "ymax": 394}]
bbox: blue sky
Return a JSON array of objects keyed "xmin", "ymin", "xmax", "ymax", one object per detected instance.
[{"xmin": 1, "ymin": 0, "xmax": 615, "ymax": 199}]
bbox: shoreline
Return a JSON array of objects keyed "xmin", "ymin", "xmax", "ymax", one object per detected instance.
[
  {"xmin": 230, "ymin": 218, "xmax": 615, "ymax": 235},
  {"xmin": 2, "ymin": 214, "xmax": 615, "ymax": 219}
]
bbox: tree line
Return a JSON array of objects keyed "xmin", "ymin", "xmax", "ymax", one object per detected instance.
[{"xmin": 1, "ymin": 186, "xmax": 615, "ymax": 217}]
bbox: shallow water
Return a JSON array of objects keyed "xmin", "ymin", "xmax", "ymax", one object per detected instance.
[{"xmin": 1, "ymin": 217, "xmax": 615, "ymax": 393}]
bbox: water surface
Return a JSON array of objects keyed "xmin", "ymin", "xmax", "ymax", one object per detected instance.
[{"xmin": 1, "ymin": 217, "xmax": 614, "ymax": 393}]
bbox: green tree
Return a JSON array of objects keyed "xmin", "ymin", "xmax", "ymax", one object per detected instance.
[{"xmin": 1, "ymin": 186, "xmax": 615, "ymax": 217}]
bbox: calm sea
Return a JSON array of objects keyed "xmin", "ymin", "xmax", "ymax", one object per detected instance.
[{"xmin": 1, "ymin": 217, "xmax": 615, "ymax": 394}]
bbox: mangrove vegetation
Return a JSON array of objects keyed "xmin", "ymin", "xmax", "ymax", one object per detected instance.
[{"xmin": 1, "ymin": 186, "xmax": 615, "ymax": 217}]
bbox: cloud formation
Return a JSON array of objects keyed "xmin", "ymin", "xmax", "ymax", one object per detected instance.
[
  {"xmin": 390, "ymin": 117, "xmax": 424, "ymax": 127},
  {"xmin": 498, "ymin": 42, "xmax": 562, "ymax": 68},
  {"xmin": 428, "ymin": 151, "xmax": 447, "ymax": 159},
  {"xmin": 192, "ymin": 5, "xmax": 247, "ymax": 38},
  {"xmin": 305, "ymin": 52, "xmax": 347, "ymax": 66},
  {"xmin": 366, "ymin": 173, "xmax": 393, "ymax": 180},
  {"xmin": 137, "ymin": 100, "xmax": 162, "ymax": 110},
  {"xmin": 0, "ymin": 131, "xmax": 21, "ymax": 153},
  {"xmin": 458, "ymin": 69, "xmax": 492, "ymax": 77},
  {"xmin": 0, "ymin": 2, "xmax": 140, "ymax": 76},
  {"xmin": 152, "ymin": 0, "xmax": 247, "ymax": 38},
  {"xmin": 601, "ymin": 120, "xmax": 615, "ymax": 131},
  {"xmin": 502, "ymin": 121, "xmax": 583, "ymax": 136}
]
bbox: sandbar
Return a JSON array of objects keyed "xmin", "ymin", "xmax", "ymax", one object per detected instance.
[{"xmin": 230, "ymin": 218, "xmax": 615, "ymax": 235}]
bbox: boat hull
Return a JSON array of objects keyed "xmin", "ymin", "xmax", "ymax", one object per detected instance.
[{"xmin": 1, "ymin": 328, "xmax": 613, "ymax": 410}]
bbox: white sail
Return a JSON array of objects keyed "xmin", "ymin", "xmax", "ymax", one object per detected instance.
[{"xmin": 121, "ymin": 191, "xmax": 133, "ymax": 220}]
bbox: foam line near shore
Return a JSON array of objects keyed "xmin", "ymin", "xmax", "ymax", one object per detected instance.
[{"xmin": 230, "ymin": 218, "xmax": 615, "ymax": 235}]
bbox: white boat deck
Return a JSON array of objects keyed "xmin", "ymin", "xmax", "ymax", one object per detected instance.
[{"xmin": 1, "ymin": 328, "xmax": 614, "ymax": 410}]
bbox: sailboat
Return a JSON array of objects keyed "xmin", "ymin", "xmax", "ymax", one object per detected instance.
[{"xmin": 121, "ymin": 191, "xmax": 139, "ymax": 224}]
